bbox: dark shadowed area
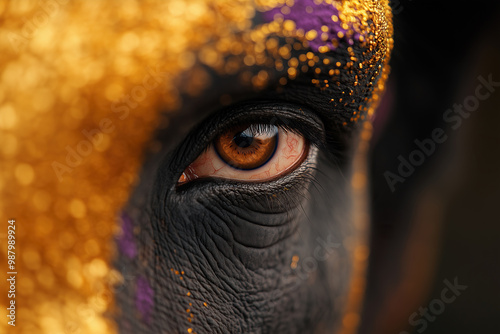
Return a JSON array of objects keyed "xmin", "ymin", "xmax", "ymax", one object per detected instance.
[{"xmin": 363, "ymin": 1, "xmax": 500, "ymax": 333}]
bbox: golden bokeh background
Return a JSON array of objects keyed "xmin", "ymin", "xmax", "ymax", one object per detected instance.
[{"xmin": 0, "ymin": 1, "xmax": 391, "ymax": 333}]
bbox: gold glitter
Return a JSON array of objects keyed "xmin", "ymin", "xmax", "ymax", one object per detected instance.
[
  {"xmin": 88, "ymin": 259, "xmax": 108, "ymax": 278},
  {"xmin": 69, "ymin": 199, "xmax": 87, "ymax": 219},
  {"xmin": 318, "ymin": 45, "xmax": 330, "ymax": 53},
  {"xmin": 0, "ymin": 1, "xmax": 393, "ymax": 333},
  {"xmin": 0, "ymin": 104, "xmax": 17, "ymax": 129},
  {"xmin": 305, "ymin": 29, "xmax": 318, "ymax": 41},
  {"xmin": 281, "ymin": 6, "xmax": 291, "ymax": 15},
  {"xmin": 14, "ymin": 163, "xmax": 35, "ymax": 185}
]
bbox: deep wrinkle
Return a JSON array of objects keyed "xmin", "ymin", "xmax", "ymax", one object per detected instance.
[{"xmin": 0, "ymin": 0, "xmax": 393, "ymax": 333}]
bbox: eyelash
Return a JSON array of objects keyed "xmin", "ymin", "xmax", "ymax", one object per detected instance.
[
  {"xmin": 240, "ymin": 124, "xmax": 276, "ymax": 135},
  {"xmin": 203, "ymin": 123, "xmax": 284, "ymax": 159}
]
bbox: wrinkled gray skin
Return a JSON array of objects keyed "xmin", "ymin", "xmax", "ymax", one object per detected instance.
[{"xmin": 114, "ymin": 8, "xmax": 386, "ymax": 334}]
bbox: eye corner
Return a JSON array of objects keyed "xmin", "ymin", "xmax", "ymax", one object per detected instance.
[{"xmin": 174, "ymin": 147, "xmax": 317, "ymax": 196}]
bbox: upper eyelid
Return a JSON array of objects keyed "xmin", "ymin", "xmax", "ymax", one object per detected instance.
[{"xmin": 205, "ymin": 102, "xmax": 325, "ymax": 143}]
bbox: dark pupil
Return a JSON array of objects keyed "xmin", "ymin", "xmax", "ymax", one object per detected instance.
[{"xmin": 233, "ymin": 132, "xmax": 254, "ymax": 148}]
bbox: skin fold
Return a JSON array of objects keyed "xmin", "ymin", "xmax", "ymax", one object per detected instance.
[{"xmin": 114, "ymin": 1, "xmax": 393, "ymax": 333}]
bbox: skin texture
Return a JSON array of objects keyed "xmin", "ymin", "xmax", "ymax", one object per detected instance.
[
  {"xmin": 2, "ymin": 1, "xmax": 498, "ymax": 333},
  {"xmin": 114, "ymin": 1, "xmax": 393, "ymax": 333}
]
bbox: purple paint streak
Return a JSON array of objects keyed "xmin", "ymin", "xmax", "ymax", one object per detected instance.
[
  {"xmin": 263, "ymin": 0, "xmax": 361, "ymax": 52},
  {"xmin": 136, "ymin": 276, "xmax": 154, "ymax": 323},
  {"xmin": 118, "ymin": 212, "xmax": 137, "ymax": 259}
]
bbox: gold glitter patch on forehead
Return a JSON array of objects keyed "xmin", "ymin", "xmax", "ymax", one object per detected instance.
[{"xmin": 0, "ymin": 1, "xmax": 392, "ymax": 333}]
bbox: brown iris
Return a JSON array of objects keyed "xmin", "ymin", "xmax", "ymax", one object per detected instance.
[{"xmin": 214, "ymin": 124, "xmax": 278, "ymax": 170}]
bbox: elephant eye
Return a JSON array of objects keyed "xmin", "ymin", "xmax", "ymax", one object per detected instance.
[{"xmin": 178, "ymin": 123, "xmax": 308, "ymax": 184}]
